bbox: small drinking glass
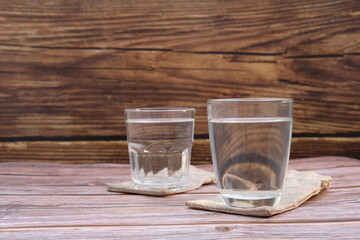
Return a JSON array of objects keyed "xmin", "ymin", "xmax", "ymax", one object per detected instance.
[
  {"xmin": 208, "ymin": 98, "xmax": 293, "ymax": 207},
  {"xmin": 125, "ymin": 107, "xmax": 195, "ymax": 190}
]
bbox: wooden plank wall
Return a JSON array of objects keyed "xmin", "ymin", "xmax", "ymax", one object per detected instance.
[{"xmin": 0, "ymin": 0, "xmax": 359, "ymax": 163}]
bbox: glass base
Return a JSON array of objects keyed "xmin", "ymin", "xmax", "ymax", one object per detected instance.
[
  {"xmin": 220, "ymin": 190, "xmax": 282, "ymax": 208},
  {"xmin": 132, "ymin": 179, "xmax": 188, "ymax": 191}
]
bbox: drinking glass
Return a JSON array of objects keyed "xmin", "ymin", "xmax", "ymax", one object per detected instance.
[
  {"xmin": 125, "ymin": 107, "xmax": 195, "ymax": 190},
  {"xmin": 208, "ymin": 98, "xmax": 293, "ymax": 207}
]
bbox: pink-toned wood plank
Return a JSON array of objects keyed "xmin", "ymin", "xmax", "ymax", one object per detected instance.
[
  {"xmin": 1, "ymin": 156, "xmax": 359, "ymax": 240},
  {"xmin": 0, "ymin": 157, "xmax": 359, "ymax": 196},
  {"xmin": 1, "ymin": 156, "xmax": 358, "ymax": 175},
  {"xmin": 1, "ymin": 222, "xmax": 360, "ymax": 240},
  {"xmin": 0, "ymin": 188, "xmax": 359, "ymax": 228}
]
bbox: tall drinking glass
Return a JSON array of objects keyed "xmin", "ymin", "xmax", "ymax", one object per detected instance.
[
  {"xmin": 208, "ymin": 98, "xmax": 293, "ymax": 207},
  {"xmin": 125, "ymin": 108, "xmax": 195, "ymax": 190}
]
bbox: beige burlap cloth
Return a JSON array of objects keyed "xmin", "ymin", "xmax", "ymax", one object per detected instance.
[
  {"xmin": 107, "ymin": 165, "xmax": 215, "ymax": 196},
  {"xmin": 186, "ymin": 170, "xmax": 332, "ymax": 217}
]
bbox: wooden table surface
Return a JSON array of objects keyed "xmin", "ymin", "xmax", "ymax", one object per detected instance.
[{"xmin": 1, "ymin": 156, "xmax": 359, "ymax": 239}]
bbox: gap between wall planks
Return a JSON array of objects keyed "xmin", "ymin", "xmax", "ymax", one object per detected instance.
[{"xmin": 0, "ymin": 0, "xmax": 359, "ymax": 162}]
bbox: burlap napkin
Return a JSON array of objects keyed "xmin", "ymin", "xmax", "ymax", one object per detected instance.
[
  {"xmin": 107, "ymin": 165, "xmax": 215, "ymax": 196},
  {"xmin": 186, "ymin": 170, "xmax": 332, "ymax": 217}
]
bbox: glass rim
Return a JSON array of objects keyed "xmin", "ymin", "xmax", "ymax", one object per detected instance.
[
  {"xmin": 125, "ymin": 107, "xmax": 195, "ymax": 113},
  {"xmin": 207, "ymin": 98, "xmax": 293, "ymax": 104}
]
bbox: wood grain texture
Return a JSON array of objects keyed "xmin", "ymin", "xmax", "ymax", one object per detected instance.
[
  {"xmin": 2, "ymin": 223, "xmax": 360, "ymax": 240},
  {"xmin": 0, "ymin": 157, "xmax": 360, "ymax": 239},
  {"xmin": 0, "ymin": 46, "xmax": 276, "ymax": 137},
  {"xmin": 0, "ymin": 188, "xmax": 359, "ymax": 227},
  {"xmin": 290, "ymin": 137, "xmax": 360, "ymax": 159},
  {"xmin": 1, "ymin": 157, "xmax": 359, "ymax": 196},
  {"xmin": 0, "ymin": 138, "xmax": 359, "ymax": 164},
  {"xmin": 0, "ymin": 46, "xmax": 359, "ymax": 138},
  {"xmin": 0, "ymin": 0, "xmax": 359, "ymax": 161},
  {"xmin": 0, "ymin": 0, "xmax": 359, "ymax": 54}
]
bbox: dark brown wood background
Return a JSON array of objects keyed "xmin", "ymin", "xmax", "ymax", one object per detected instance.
[{"xmin": 0, "ymin": 0, "xmax": 359, "ymax": 163}]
